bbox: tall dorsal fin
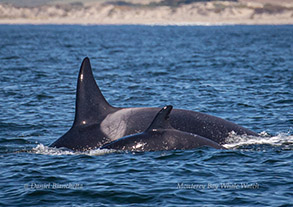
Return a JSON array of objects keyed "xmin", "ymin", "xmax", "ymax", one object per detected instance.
[
  {"xmin": 73, "ymin": 57, "xmax": 114, "ymax": 126},
  {"xmin": 147, "ymin": 105, "xmax": 173, "ymax": 131}
]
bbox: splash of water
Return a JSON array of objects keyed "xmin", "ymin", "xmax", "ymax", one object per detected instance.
[
  {"xmin": 223, "ymin": 132, "xmax": 293, "ymax": 149},
  {"xmin": 31, "ymin": 144, "xmax": 115, "ymax": 156}
]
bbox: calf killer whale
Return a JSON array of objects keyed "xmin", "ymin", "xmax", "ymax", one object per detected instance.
[
  {"xmin": 101, "ymin": 105, "xmax": 226, "ymax": 151},
  {"xmin": 50, "ymin": 57, "xmax": 257, "ymax": 151}
]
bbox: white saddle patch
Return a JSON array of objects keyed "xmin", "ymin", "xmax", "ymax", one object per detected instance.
[{"xmin": 100, "ymin": 108, "xmax": 145, "ymax": 141}]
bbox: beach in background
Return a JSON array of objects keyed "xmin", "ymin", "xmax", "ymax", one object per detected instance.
[{"xmin": 0, "ymin": 0, "xmax": 292, "ymax": 25}]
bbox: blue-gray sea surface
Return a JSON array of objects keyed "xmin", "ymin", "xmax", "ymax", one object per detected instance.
[{"xmin": 0, "ymin": 25, "xmax": 292, "ymax": 206}]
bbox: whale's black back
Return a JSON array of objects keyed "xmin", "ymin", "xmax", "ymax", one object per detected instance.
[
  {"xmin": 50, "ymin": 58, "xmax": 257, "ymax": 151},
  {"xmin": 101, "ymin": 105, "xmax": 226, "ymax": 151}
]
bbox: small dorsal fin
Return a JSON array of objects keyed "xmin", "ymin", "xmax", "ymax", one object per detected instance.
[
  {"xmin": 73, "ymin": 57, "xmax": 114, "ymax": 126},
  {"xmin": 146, "ymin": 105, "xmax": 173, "ymax": 131}
]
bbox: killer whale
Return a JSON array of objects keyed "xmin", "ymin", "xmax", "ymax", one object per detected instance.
[
  {"xmin": 50, "ymin": 57, "xmax": 257, "ymax": 151},
  {"xmin": 101, "ymin": 105, "xmax": 226, "ymax": 151}
]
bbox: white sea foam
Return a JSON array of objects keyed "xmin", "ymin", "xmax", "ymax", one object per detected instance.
[
  {"xmin": 31, "ymin": 144, "xmax": 115, "ymax": 156},
  {"xmin": 223, "ymin": 132, "xmax": 293, "ymax": 149}
]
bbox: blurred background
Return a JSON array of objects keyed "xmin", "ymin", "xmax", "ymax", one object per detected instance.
[{"xmin": 0, "ymin": 0, "xmax": 292, "ymax": 24}]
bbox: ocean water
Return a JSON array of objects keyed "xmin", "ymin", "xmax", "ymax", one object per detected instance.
[{"xmin": 0, "ymin": 25, "xmax": 292, "ymax": 206}]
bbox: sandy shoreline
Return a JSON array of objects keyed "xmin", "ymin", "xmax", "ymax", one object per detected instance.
[{"xmin": 0, "ymin": 0, "xmax": 293, "ymax": 25}]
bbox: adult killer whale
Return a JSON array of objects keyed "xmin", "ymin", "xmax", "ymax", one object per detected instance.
[
  {"xmin": 50, "ymin": 57, "xmax": 257, "ymax": 151},
  {"xmin": 101, "ymin": 105, "xmax": 226, "ymax": 151}
]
